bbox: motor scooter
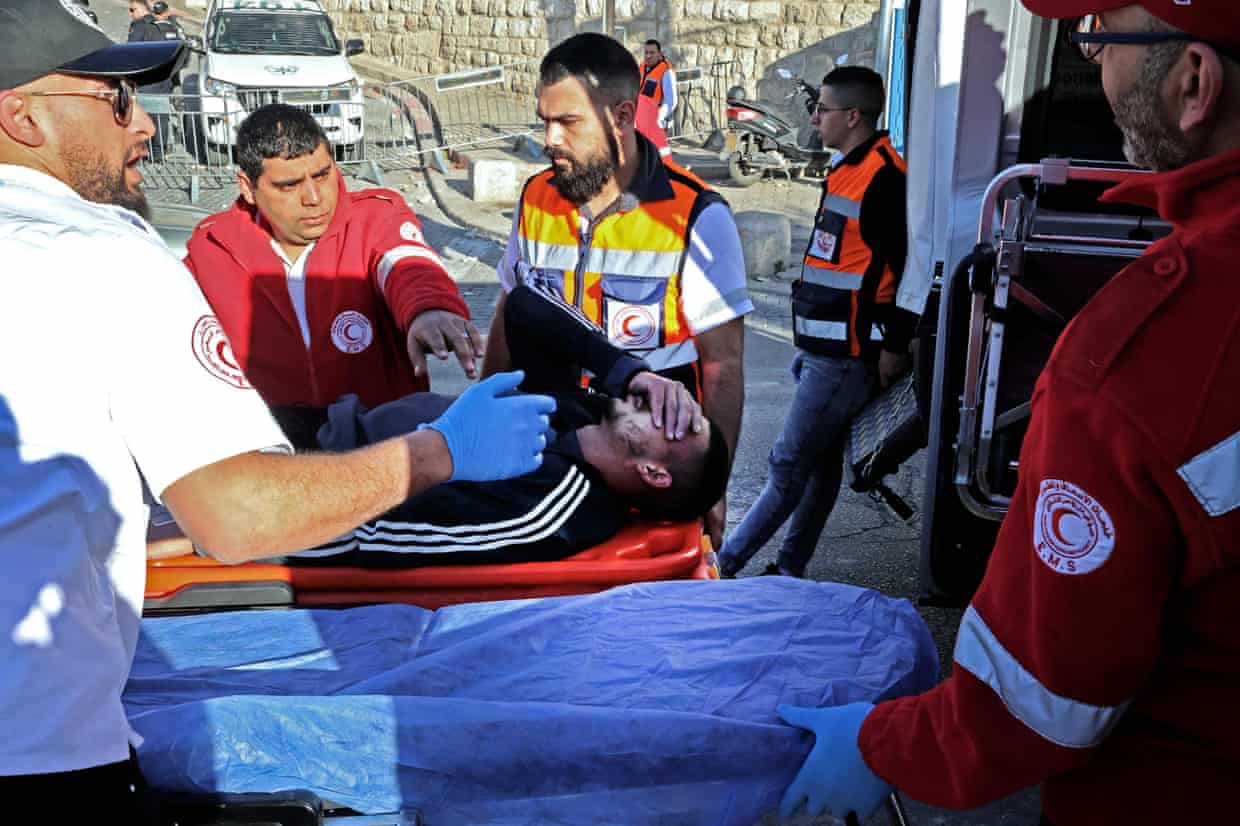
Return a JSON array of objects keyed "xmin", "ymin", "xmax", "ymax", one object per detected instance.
[{"xmin": 723, "ymin": 68, "xmax": 831, "ymax": 186}]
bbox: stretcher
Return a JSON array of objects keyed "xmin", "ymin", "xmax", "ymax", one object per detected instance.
[
  {"xmin": 128, "ymin": 578, "xmax": 936, "ymax": 826},
  {"xmin": 144, "ymin": 519, "xmax": 715, "ymax": 614}
]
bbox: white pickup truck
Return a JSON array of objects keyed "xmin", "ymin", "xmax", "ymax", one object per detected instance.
[{"xmin": 181, "ymin": 0, "xmax": 366, "ymax": 165}]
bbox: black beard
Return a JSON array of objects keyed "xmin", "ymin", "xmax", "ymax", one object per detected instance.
[{"xmin": 545, "ymin": 148, "xmax": 615, "ymax": 204}]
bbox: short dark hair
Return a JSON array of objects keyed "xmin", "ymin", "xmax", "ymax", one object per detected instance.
[
  {"xmin": 235, "ymin": 104, "xmax": 330, "ymax": 183},
  {"xmin": 645, "ymin": 39, "xmax": 661, "ymax": 51},
  {"xmin": 823, "ymin": 66, "xmax": 886, "ymax": 127},
  {"xmin": 540, "ymin": 33, "xmax": 640, "ymax": 107},
  {"xmin": 152, "ymin": 0, "xmax": 169, "ymax": 13},
  {"xmin": 631, "ymin": 416, "xmax": 731, "ymax": 522}
]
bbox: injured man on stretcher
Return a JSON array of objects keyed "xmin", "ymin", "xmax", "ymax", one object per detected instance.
[{"xmin": 241, "ymin": 284, "xmax": 731, "ymax": 567}]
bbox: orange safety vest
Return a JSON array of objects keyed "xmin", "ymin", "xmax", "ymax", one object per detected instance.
[
  {"xmin": 640, "ymin": 58, "xmax": 672, "ymax": 105},
  {"xmin": 793, "ymin": 132, "xmax": 906, "ymax": 358},
  {"xmin": 514, "ymin": 148, "xmax": 718, "ymax": 398}
]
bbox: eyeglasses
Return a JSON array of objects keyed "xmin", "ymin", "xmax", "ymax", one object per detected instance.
[
  {"xmin": 1068, "ymin": 14, "xmax": 1236, "ymax": 64},
  {"xmin": 23, "ymin": 78, "xmax": 136, "ymax": 127},
  {"xmin": 813, "ymin": 104, "xmax": 855, "ymax": 116}
]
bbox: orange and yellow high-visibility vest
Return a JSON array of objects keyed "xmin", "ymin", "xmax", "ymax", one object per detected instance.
[
  {"xmin": 514, "ymin": 150, "xmax": 719, "ymax": 397},
  {"xmin": 794, "ymin": 132, "xmax": 907, "ymax": 358}
]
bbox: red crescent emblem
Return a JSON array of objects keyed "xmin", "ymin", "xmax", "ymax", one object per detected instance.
[
  {"xmin": 331, "ymin": 311, "xmax": 373, "ymax": 354},
  {"xmin": 192, "ymin": 315, "xmax": 250, "ymax": 389}
]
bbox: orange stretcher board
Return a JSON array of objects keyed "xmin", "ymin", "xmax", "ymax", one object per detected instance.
[{"xmin": 144, "ymin": 520, "xmax": 718, "ymax": 614}]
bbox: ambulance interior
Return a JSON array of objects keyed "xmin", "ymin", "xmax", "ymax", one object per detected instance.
[{"xmin": 905, "ymin": 0, "xmax": 1171, "ymax": 601}]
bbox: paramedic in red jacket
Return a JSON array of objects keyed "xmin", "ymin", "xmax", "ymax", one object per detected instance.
[
  {"xmin": 776, "ymin": 2, "xmax": 1240, "ymax": 825},
  {"xmin": 185, "ymin": 104, "xmax": 480, "ymax": 408}
]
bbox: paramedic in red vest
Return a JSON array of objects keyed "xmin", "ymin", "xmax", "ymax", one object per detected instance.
[
  {"xmin": 776, "ymin": 2, "xmax": 1240, "ymax": 824},
  {"xmin": 640, "ymin": 39, "xmax": 677, "ymax": 130},
  {"xmin": 717, "ymin": 66, "xmax": 915, "ymax": 579},
  {"xmin": 184, "ymin": 104, "xmax": 480, "ymax": 409},
  {"xmin": 483, "ymin": 33, "xmax": 753, "ymax": 549}
]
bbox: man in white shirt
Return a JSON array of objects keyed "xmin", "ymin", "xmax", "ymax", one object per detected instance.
[{"xmin": 0, "ymin": 1, "xmax": 554, "ymax": 817}]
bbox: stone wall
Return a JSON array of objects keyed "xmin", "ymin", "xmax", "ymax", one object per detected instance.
[{"xmin": 319, "ymin": 0, "xmax": 881, "ymax": 99}]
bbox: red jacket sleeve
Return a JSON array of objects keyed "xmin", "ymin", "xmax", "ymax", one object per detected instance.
[
  {"xmin": 858, "ymin": 369, "xmax": 1181, "ymax": 808},
  {"xmin": 364, "ymin": 194, "xmax": 470, "ymax": 331}
]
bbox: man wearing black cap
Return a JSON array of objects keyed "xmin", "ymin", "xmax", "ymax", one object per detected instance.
[
  {"xmin": 0, "ymin": 1, "xmax": 557, "ymax": 816},
  {"xmin": 775, "ymin": 2, "xmax": 1240, "ymax": 824}
]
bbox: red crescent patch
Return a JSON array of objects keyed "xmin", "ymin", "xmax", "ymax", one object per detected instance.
[
  {"xmin": 331, "ymin": 311, "xmax": 373, "ymax": 354},
  {"xmin": 191, "ymin": 315, "xmax": 250, "ymax": 389},
  {"xmin": 1033, "ymin": 479, "xmax": 1116, "ymax": 576},
  {"xmin": 609, "ymin": 305, "xmax": 657, "ymax": 348}
]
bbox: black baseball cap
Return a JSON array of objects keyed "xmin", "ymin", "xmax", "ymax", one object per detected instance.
[{"xmin": 0, "ymin": 0, "xmax": 185, "ymax": 91}]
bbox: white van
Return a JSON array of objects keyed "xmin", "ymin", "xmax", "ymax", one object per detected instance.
[{"xmin": 183, "ymin": 0, "xmax": 366, "ymax": 165}]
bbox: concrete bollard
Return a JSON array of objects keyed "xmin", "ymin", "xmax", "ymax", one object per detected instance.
[
  {"xmin": 468, "ymin": 158, "xmax": 520, "ymax": 205},
  {"xmin": 734, "ymin": 211, "xmax": 792, "ymax": 280}
]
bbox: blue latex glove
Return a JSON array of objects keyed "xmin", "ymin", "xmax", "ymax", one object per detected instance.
[
  {"xmin": 789, "ymin": 350, "xmax": 805, "ymax": 383},
  {"xmin": 421, "ymin": 370, "xmax": 556, "ymax": 482},
  {"xmin": 777, "ymin": 702, "xmax": 892, "ymax": 820}
]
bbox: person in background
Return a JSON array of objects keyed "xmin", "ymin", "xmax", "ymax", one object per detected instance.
[
  {"xmin": 126, "ymin": 0, "xmax": 173, "ymax": 160},
  {"xmin": 718, "ymin": 66, "xmax": 914, "ymax": 579},
  {"xmin": 776, "ymin": 2, "xmax": 1240, "ymax": 824},
  {"xmin": 151, "ymin": 1, "xmax": 185, "ymax": 42},
  {"xmin": 640, "ymin": 38, "xmax": 677, "ymax": 131}
]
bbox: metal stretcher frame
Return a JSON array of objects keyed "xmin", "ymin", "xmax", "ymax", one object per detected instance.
[
  {"xmin": 951, "ymin": 159, "xmax": 1156, "ymax": 521},
  {"xmin": 144, "ymin": 519, "xmax": 716, "ymax": 614}
]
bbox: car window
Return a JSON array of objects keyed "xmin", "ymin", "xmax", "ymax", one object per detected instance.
[{"xmin": 209, "ymin": 11, "xmax": 341, "ymax": 56}]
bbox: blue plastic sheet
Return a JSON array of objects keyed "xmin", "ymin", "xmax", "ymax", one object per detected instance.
[{"xmin": 124, "ymin": 578, "xmax": 938, "ymax": 824}]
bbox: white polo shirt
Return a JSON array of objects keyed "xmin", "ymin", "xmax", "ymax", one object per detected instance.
[{"xmin": 0, "ymin": 165, "xmax": 290, "ymax": 775}]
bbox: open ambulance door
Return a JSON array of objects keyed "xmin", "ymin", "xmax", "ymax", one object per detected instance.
[{"xmin": 905, "ymin": 0, "xmax": 1168, "ymax": 603}]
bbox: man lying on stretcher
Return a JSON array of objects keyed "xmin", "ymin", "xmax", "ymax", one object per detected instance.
[{"xmin": 253, "ymin": 285, "xmax": 731, "ymax": 566}]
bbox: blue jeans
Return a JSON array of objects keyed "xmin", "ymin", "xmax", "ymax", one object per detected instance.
[{"xmin": 719, "ymin": 352, "xmax": 873, "ymax": 577}]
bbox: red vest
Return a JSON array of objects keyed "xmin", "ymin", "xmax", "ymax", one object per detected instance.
[{"xmin": 184, "ymin": 177, "xmax": 469, "ymax": 409}]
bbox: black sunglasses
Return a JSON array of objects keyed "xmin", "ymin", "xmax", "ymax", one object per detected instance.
[
  {"xmin": 25, "ymin": 77, "xmax": 136, "ymax": 127},
  {"xmin": 1069, "ymin": 14, "xmax": 1239, "ymax": 65}
]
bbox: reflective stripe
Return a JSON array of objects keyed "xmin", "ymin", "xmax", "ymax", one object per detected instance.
[
  {"xmin": 1178, "ymin": 429, "xmax": 1240, "ymax": 517},
  {"xmin": 586, "ymin": 248, "xmax": 683, "ymax": 277},
  {"xmin": 822, "ymin": 194, "xmax": 861, "ymax": 220},
  {"xmin": 520, "ymin": 239, "xmax": 578, "ymax": 271},
  {"xmin": 640, "ymin": 338, "xmax": 699, "ymax": 370},
  {"xmin": 376, "ymin": 245, "xmax": 444, "ymax": 292},
  {"xmin": 802, "ymin": 267, "xmax": 864, "ymax": 290},
  {"xmin": 794, "ymin": 317, "xmax": 848, "ymax": 341},
  {"xmin": 954, "ymin": 605, "xmax": 1129, "ymax": 749}
]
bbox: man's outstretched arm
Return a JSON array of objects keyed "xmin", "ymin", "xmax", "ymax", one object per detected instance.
[{"xmin": 160, "ymin": 373, "xmax": 554, "ymax": 564}]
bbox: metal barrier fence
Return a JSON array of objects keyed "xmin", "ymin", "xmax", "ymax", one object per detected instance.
[
  {"xmin": 671, "ymin": 60, "xmax": 740, "ymax": 145},
  {"xmin": 137, "ymin": 58, "xmax": 738, "ymax": 204}
]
